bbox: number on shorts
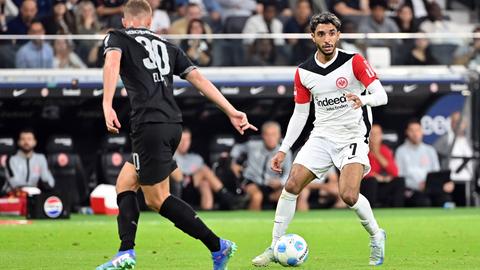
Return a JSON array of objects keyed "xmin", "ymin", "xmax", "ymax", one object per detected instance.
[
  {"xmin": 349, "ymin": 143, "xmax": 357, "ymax": 156},
  {"xmin": 132, "ymin": 153, "xmax": 140, "ymax": 170}
]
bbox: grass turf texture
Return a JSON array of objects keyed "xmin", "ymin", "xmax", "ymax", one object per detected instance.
[{"xmin": 1, "ymin": 208, "xmax": 479, "ymax": 270}]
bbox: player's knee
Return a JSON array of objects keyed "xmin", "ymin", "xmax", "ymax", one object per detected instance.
[
  {"xmin": 144, "ymin": 195, "xmax": 168, "ymax": 212},
  {"xmin": 340, "ymin": 191, "xmax": 358, "ymax": 206},
  {"xmin": 285, "ymin": 180, "xmax": 302, "ymax": 195}
]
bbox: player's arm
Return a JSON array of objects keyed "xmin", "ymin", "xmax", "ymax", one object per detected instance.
[
  {"xmin": 347, "ymin": 54, "xmax": 388, "ymax": 109},
  {"xmin": 185, "ymin": 69, "xmax": 257, "ymax": 135},
  {"xmin": 272, "ymin": 69, "xmax": 311, "ymax": 173},
  {"xmin": 102, "ymin": 50, "xmax": 122, "ymax": 134}
]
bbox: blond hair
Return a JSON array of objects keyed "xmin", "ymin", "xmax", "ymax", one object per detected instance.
[{"xmin": 124, "ymin": 0, "xmax": 152, "ymax": 17}]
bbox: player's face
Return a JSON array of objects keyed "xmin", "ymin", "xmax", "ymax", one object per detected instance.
[
  {"xmin": 177, "ymin": 131, "xmax": 191, "ymax": 154},
  {"xmin": 311, "ymin": 23, "xmax": 340, "ymax": 56},
  {"xmin": 406, "ymin": 123, "xmax": 423, "ymax": 145},
  {"xmin": 18, "ymin": 132, "xmax": 36, "ymax": 153},
  {"xmin": 262, "ymin": 126, "xmax": 281, "ymax": 150}
]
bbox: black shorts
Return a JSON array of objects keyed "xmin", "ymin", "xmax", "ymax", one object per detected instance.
[
  {"xmin": 243, "ymin": 179, "xmax": 274, "ymax": 197},
  {"xmin": 130, "ymin": 123, "xmax": 182, "ymax": 185}
]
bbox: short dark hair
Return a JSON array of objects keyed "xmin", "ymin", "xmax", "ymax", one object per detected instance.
[
  {"xmin": 406, "ymin": 118, "xmax": 420, "ymax": 129},
  {"xmin": 309, "ymin": 12, "xmax": 341, "ymax": 33},
  {"xmin": 18, "ymin": 128, "xmax": 35, "ymax": 139},
  {"xmin": 369, "ymin": 0, "xmax": 387, "ymax": 10}
]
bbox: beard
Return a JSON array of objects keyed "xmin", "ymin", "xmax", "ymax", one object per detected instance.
[
  {"xmin": 19, "ymin": 145, "xmax": 34, "ymax": 154},
  {"xmin": 316, "ymin": 44, "xmax": 336, "ymax": 56}
]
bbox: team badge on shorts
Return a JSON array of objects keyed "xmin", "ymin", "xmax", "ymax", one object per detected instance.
[{"xmin": 336, "ymin": 77, "xmax": 348, "ymax": 89}]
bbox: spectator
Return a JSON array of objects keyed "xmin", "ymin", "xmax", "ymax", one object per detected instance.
[
  {"xmin": 0, "ymin": 0, "xmax": 18, "ymax": 68},
  {"xmin": 178, "ymin": 0, "xmax": 222, "ymax": 32},
  {"xmin": 433, "ymin": 111, "xmax": 474, "ymax": 183},
  {"xmin": 15, "ymin": 20, "xmax": 54, "ymax": 68},
  {"xmin": 216, "ymin": 0, "xmax": 256, "ymax": 21},
  {"xmin": 297, "ymin": 168, "xmax": 345, "ymax": 211},
  {"xmin": 95, "ymin": 0, "xmax": 125, "ymax": 29},
  {"xmin": 147, "ymin": 0, "xmax": 170, "ymax": 34},
  {"xmin": 337, "ymin": 20, "xmax": 363, "ymax": 54},
  {"xmin": 453, "ymin": 26, "xmax": 480, "ymax": 69},
  {"xmin": 395, "ymin": 119, "xmax": 453, "ymax": 207},
  {"xmin": 245, "ymin": 38, "xmax": 280, "ymax": 66},
  {"xmin": 242, "ymin": 1, "xmax": 285, "ymax": 46},
  {"xmin": 174, "ymin": 128, "xmax": 247, "ymax": 210},
  {"xmin": 53, "ymin": 38, "xmax": 86, "ymax": 68},
  {"xmin": 283, "ymin": 0, "xmax": 315, "ymax": 65},
  {"xmin": 362, "ymin": 124, "xmax": 405, "ymax": 207},
  {"xmin": 6, "ymin": 0, "xmax": 37, "ymax": 36},
  {"xmin": 75, "ymin": 0, "xmax": 101, "ymax": 62},
  {"xmin": 169, "ymin": 3, "xmax": 212, "ymax": 35},
  {"xmin": 403, "ymin": 34, "xmax": 439, "ymax": 65},
  {"xmin": 330, "ymin": 0, "xmax": 370, "ymax": 23},
  {"xmin": 41, "ymin": 0, "xmax": 76, "ymax": 34},
  {"xmin": 4, "ymin": 129, "xmax": 55, "ymax": 192},
  {"xmin": 358, "ymin": 0, "xmax": 400, "ymax": 48},
  {"xmin": 230, "ymin": 121, "xmax": 293, "ymax": 210},
  {"xmin": 180, "ymin": 18, "xmax": 211, "ymax": 66},
  {"xmin": 419, "ymin": 1, "xmax": 468, "ymax": 46},
  {"xmin": 393, "ymin": 4, "xmax": 419, "ymax": 33}
]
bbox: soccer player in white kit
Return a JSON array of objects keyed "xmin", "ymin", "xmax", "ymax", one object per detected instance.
[{"xmin": 252, "ymin": 12, "xmax": 388, "ymax": 267}]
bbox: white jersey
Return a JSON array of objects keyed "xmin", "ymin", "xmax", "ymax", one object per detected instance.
[{"xmin": 294, "ymin": 49, "xmax": 377, "ymax": 144}]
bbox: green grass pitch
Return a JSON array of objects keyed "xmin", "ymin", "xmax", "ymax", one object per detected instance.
[{"xmin": 1, "ymin": 208, "xmax": 479, "ymax": 269}]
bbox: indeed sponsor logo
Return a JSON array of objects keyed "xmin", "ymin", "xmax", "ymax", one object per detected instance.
[{"xmin": 315, "ymin": 94, "xmax": 349, "ymax": 111}]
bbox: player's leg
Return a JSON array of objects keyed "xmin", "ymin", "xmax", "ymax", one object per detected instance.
[
  {"xmin": 339, "ymin": 163, "xmax": 385, "ymax": 266},
  {"xmin": 141, "ymin": 179, "xmax": 236, "ymax": 270},
  {"xmin": 96, "ymin": 162, "xmax": 139, "ymax": 270},
  {"xmin": 297, "ymin": 185, "xmax": 312, "ymax": 211},
  {"xmin": 252, "ymin": 164, "xmax": 315, "ymax": 267}
]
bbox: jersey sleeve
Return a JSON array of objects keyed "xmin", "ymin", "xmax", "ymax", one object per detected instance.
[
  {"xmin": 352, "ymin": 54, "xmax": 377, "ymax": 88},
  {"xmin": 103, "ymin": 30, "xmax": 123, "ymax": 56},
  {"xmin": 173, "ymin": 47, "xmax": 196, "ymax": 79},
  {"xmin": 294, "ymin": 68, "xmax": 311, "ymax": 104}
]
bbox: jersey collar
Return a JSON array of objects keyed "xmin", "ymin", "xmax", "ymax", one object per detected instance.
[{"xmin": 314, "ymin": 48, "xmax": 339, "ymax": 69}]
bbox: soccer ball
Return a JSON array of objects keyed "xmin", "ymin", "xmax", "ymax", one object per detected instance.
[{"xmin": 273, "ymin": 234, "xmax": 309, "ymax": 267}]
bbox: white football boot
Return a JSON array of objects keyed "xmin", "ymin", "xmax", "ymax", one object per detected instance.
[
  {"xmin": 252, "ymin": 247, "xmax": 276, "ymax": 267},
  {"xmin": 369, "ymin": 229, "xmax": 386, "ymax": 266}
]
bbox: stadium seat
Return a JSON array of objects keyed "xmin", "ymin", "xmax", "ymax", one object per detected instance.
[
  {"xmin": 98, "ymin": 134, "xmax": 130, "ymax": 185},
  {"xmin": 0, "ymin": 137, "xmax": 16, "ymax": 195},
  {"xmin": 221, "ymin": 16, "xmax": 249, "ymax": 66},
  {"xmin": 46, "ymin": 135, "xmax": 88, "ymax": 212}
]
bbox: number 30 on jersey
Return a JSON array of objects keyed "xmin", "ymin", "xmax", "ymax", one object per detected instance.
[{"xmin": 135, "ymin": 36, "xmax": 170, "ymax": 82}]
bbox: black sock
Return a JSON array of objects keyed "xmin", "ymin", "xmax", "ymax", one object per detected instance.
[
  {"xmin": 117, "ymin": 191, "xmax": 140, "ymax": 251},
  {"xmin": 159, "ymin": 195, "xmax": 220, "ymax": 252}
]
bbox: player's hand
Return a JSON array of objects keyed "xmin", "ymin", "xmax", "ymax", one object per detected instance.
[
  {"xmin": 346, "ymin": 93, "xmax": 363, "ymax": 109},
  {"xmin": 229, "ymin": 110, "xmax": 258, "ymax": 135},
  {"xmin": 104, "ymin": 107, "xmax": 121, "ymax": 134},
  {"xmin": 271, "ymin": 151, "xmax": 286, "ymax": 173}
]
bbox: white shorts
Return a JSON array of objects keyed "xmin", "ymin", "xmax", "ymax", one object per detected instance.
[{"xmin": 294, "ymin": 136, "xmax": 371, "ymax": 180}]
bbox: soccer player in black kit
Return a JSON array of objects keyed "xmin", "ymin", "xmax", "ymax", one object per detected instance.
[{"xmin": 96, "ymin": 0, "xmax": 257, "ymax": 269}]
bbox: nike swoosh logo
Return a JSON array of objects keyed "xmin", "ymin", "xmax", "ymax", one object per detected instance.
[
  {"xmin": 249, "ymin": 86, "xmax": 264, "ymax": 95},
  {"xmin": 173, "ymin": 87, "xmax": 187, "ymax": 96},
  {"xmin": 403, "ymin": 84, "xmax": 417, "ymax": 93},
  {"xmin": 93, "ymin": 89, "xmax": 103, "ymax": 96},
  {"xmin": 13, "ymin": 89, "xmax": 27, "ymax": 97},
  {"xmin": 347, "ymin": 156, "xmax": 356, "ymax": 160}
]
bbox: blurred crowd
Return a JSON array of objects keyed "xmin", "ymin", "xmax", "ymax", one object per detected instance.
[
  {"xmin": 0, "ymin": 0, "xmax": 479, "ymax": 68},
  {"xmin": 1, "ymin": 110, "xmax": 475, "ymax": 212}
]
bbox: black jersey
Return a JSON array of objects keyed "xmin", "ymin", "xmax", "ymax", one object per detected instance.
[{"xmin": 103, "ymin": 28, "xmax": 195, "ymax": 130}]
